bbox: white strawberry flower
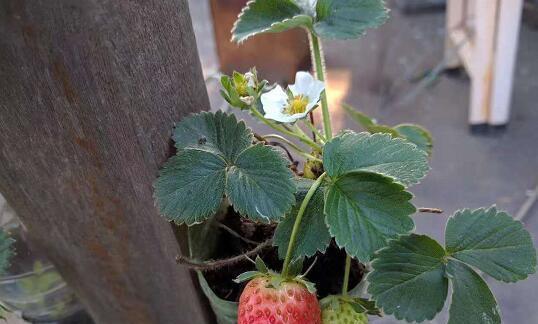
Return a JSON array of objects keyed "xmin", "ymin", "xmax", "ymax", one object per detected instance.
[{"xmin": 261, "ymin": 71, "xmax": 324, "ymax": 123}]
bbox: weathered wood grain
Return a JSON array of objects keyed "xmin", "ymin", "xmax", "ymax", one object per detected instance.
[{"xmin": 0, "ymin": 0, "xmax": 211, "ymax": 323}]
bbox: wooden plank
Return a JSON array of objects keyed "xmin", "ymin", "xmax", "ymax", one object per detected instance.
[
  {"xmin": 0, "ymin": 1, "xmax": 211, "ymax": 323},
  {"xmin": 449, "ymin": 28, "xmax": 473, "ymax": 72},
  {"xmin": 468, "ymin": 0, "xmax": 498, "ymax": 125},
  {"xmin": 445, "ymin": 0, "xmax": 465, "ymax": 68},
  {"xmin": 489, "ymin": 0, "xmax": 524, "ymax": 125}
]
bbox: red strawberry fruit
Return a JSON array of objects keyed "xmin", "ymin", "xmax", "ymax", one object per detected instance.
[{"xmin": 237, "ymin": 275, "xmax": 322, "ymax": 324}]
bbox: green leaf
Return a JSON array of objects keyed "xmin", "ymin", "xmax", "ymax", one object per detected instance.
[
  {"xmin": 314, "ymin": 0, "xmax": 389, "ymax": 39},
  {"xmin": 368, "ymin": 234, "xmax": 448, "ymax": 322},
  {"xmin": 233, "ymin": 271, "xmax": 262, "ymax": 283},
  {"xmin": 366, "ymin": 124, "xmax": 400, "ymax": 138},
  {"xmin": 198, "ymin": 272, "xmax": 238, "ymax": 324},
  {"xmin": 255, "ymin": 256, "xmax": 269, "ymax": 273},
  {"xmin": 220, "ymin": 75, "xmax": 246, "ymax": 109},
  {"xmin": 156, "ymin": 111, "xmax": 295, "ymax": 224},
  {"xmin": 445, "ymin": 207, "xmax": 537, "ymax": 282},
  {"xmin": 287, "ymin": 258, "xmax": 305, "ymax": 277},
  {"xmin": 299, "ymin": 278, "xmax": 317, "ymax": 294},
  {"xmin": 226, "ymin": 144, "xmax": 296, "ymax": 222},
  {"xmin": 394, "ymin": 124, "xmax": 433, "ymax": 155},
  {"xmin": 0, "ymin": 231, "xmax": 14, "ymax": 275},
  {"xmin": 232, "ymin": 0, "xmax": 312, "ymax": 43},
  {"xmin": 446, "ymin": 260, "xmax": 501, "ymax": 324},
  {"xmin": 342, "ymin": 103, "xmax": 376, "ymax": 127},
  {"xmin": 324, "ymin": 171, "xmax": 415, "ymax": 261},
  {"xmin": 342, "ymin": 104, "xmax": 401, "ymax": 137},
  {"xmin": 172, "ymin": 111, "xmax": 252, "ymax": 161},
  {"xmin": 323, "ymin": 131, "xmax": 429, "ymax": 186},
  {"xmin": 273, "ymin": 178, "xmax": 331, "ymax": 261},
  {"xmin": 154, "ymin": 151, "xmax": 227, "ymax": 225},
  {"xmin": 347, "ymin": 297, "xmax": 381, "ymax": 316},
  {"xmin": 189, "ymin": 217, "xmax": 222, "ymax": 260}
]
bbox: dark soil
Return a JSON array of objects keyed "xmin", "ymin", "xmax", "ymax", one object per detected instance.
[{"xmin": 201, "ymin": 206, "xmax": 365, "ymax": 302}]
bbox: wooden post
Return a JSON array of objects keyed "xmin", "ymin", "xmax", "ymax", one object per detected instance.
[
  {"xmin": 468, "ymin": 0, "xmax": 498, "ymax": 125},
  {"xmin": 444, "ymin": 0, "xmax": 464, "ymax": 69},
  {"xmin": 445, "ymin": 0, "xmax": 524, "ymax": 126},
  {"xmin": 489, "ymin": 0, "xmax": 524, "ymax": 125},
  {"xmin": 0, "ymin": 1, "xmax": 211, "ymax": 323}
]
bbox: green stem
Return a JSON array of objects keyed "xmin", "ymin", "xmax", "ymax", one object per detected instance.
[
  {"xmin": 303, "ymin": 120, "xmax": 326, "ymax": 143},
  {"xmin": 282, "ymin": 172, "xmax": 327, "ymax": 277},
  {"xmin": 250, "ymin": 107, "xmax": 321, "ymax": 151},
  {"xmin": 293, "ymin": 124, "xmax": 310, "ymax": 140},
  {"xmin": 309, "ymin": 32, "xmax": 332, "ymax": 140},
  {"xmin": 262, "ymin": 134, "xmax": 322, "ymax": 163},
  {"xmin": 342, "ymin": 255, "xmax": 351, "ymax": 295}
]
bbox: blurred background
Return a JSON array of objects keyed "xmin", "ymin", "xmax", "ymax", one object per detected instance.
[{"xmin": 1, "ymin": 0, "xmax": 537, "ymax": 323}]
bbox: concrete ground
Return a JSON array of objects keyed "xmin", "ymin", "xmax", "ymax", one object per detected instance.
[{"xmin": 190, "ymin": 1, "xmax": 538, "ymax": 323}]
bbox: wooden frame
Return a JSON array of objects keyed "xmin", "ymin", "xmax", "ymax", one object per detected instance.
[{"xmin": 445, "ymin": 0, "xmax": 524, "ymax": 126}]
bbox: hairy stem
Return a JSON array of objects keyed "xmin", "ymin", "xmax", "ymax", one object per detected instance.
[
  {"xmin": 249, "ymin": 107, "xmax": 321, "ymax": 150},
  {"xmin": 303, "ymin": 119, "xmax": 326, "ymax": 143},
  {"xmin": 263, "ymin": 134, "xmax": 322, "ymax": 162},
  {"xmin": 342, "ymin": 254, "xmax": 352, "ymax": 295},
  {"xmin": 282, "ymin": 172, "xmax": 327, "ymax": 277},
  {"xmin": 217, "ymin": 223, "xmax": 261, "ymax": 245},
  {"xmin": 177, "ymin": 239, "xmax": 273, "ymax": 272},
  {"xmin": 309, "ymin": 32, "xmax": 332, "ymax": 140}
]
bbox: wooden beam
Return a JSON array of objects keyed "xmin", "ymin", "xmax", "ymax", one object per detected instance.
[
  {"xmin": 468, "ymin": 0, "xmax": 498, "ymax": 125},
  {"xmin": 0, "ymin": 0, "xmax": 211, "ymax": 323},
  {"xmin": 489, "ymin": 0, "xmax": 524, "ymax": 125},
  {"xmin": 445, "ymin": 0, "xmax": 465, "ymax": 68},
  {"xmin": 448, "ymin": 28, "xmax": 473, "ymax": 72}
]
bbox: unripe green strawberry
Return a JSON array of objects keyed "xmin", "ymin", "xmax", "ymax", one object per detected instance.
[
  {"xmin": 322, "ymin": 300, "xmax": 368, "ymax": 324},
  {"xmin": 238, "ymin": 275, "xmax": 322, "ymax": 324}
]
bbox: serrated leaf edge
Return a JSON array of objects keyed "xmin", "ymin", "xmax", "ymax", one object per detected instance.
[
  {"xmin": 324, "ymin": 172, "xmax": 417, "ymax": 261},
  {"xmin": 313, "ymin": 0, "xmax": 390, "ymax": 40},
  {"xmin": 367, "ymin": 234, "xmax": 448, "ymax": 322},
  {"xmin": 173, "ymin": 110, "xmax": 254, "ymax": 155},
  {"xmin": 157, "ymin": 111, "xmax": 295, "ymax": 225},
  {"xmin": 225, "ymin": 144, "xmax": 296, "ymax": 223},
  {"xmin": 231, "ymin": 0, "xmax": 312, "ymax": 43},
  {"xmin": 325, "ymin": 131, "xmax": 430, "ymax": 187},
  {"xmin": 445, "ymin": 205, "xmax": 537, "ymax": 282},
  {"xmin": 446, "ymin": 259, "xmax": 502, "ymax": 324}
]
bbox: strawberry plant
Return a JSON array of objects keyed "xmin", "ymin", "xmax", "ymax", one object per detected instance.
[{"xmin": 153, "ymin": 1, "xmax": 537, "ymax": 323}]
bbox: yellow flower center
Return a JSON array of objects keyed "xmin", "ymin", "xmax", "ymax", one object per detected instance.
[{"xmin": 285, "ymin": 95, "xmax": 309, "ymax": 114}]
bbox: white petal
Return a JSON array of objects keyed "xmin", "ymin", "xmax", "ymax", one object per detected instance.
[
  {"xmin": 289, "ymin": 71, "xmax": 316, "ymax": 97},
  {"xmin": 304, "ymin": 102, "xmax": 319, "ymax": 114},
  {"xmin": 289, "ymin": 111, "xmax": 310, "ymax": 121},
  {"xmin": 306, "ymin": 79, "xmax": 325, "ymax": 104},
  {"xmin": 261, "ymin": 86, "xmax": 287, "ymax": 116},
  {"xmin": 265, "ymin": 110, "xmax": 299, "ymax": 123}
]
